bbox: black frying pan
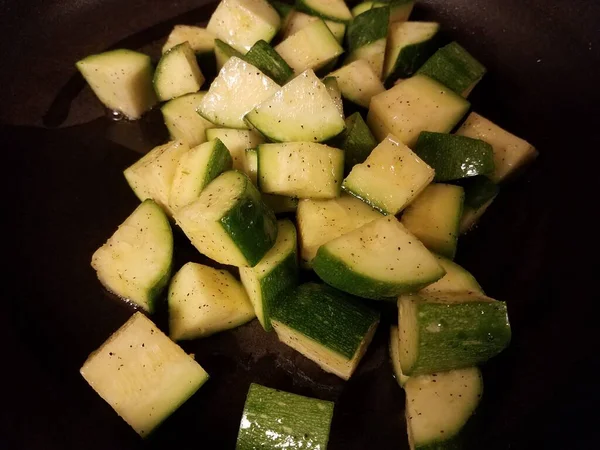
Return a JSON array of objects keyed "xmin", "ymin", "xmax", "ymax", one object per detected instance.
[{"xmin": 2, "ymin": 0, "xmax": 599, "ymax": 449}]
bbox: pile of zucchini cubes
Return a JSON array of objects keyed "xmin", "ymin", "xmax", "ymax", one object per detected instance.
[{"xmin": 77, "ymin": 0, "xmax": 537, "ymax": 448}]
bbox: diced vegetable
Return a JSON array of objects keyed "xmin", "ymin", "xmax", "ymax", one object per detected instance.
[
  {"xmin": 322, "ymin": 76, "xmax": 345, "ymax": 118},
  {"xmin": 405, "ymin": 367, "xmax": 483, "ymax": 450},
  {"xmin": 214, "ymin": 39, "xmax": 244, "ymax": 71},
  {"xmin": 389, "ymin": 326, "xmax": 410, "ymax": 386},
  {"xmin": 206, "ymin": 128, "xmax": 265, "ymax": 172},
  {"xmin": 417, "ymin": 42, "xmax": 486, "ymax": 97},
  {"xmin": 351, "ymin": 2, "xmax": 386, "ymax": 17},
  {"xmin": 282, "ymin": 10, "xmax": 346, "ymax": 43},
  {"xmin": 169, "ymin": 139, "xmax": 233, "ymax": 211},
  {"xmin": 161, "ymin": 92, "xmax": 215, "ymax": 147},
  {"xmin": 398, "ymin": 291, "xmax": 511, "ymax": 376},
  {"xmin": 275, "ymin": 19, "xmax": 344, "ymax": 74},
  {"xmin": 236, "ymin": 384, "xmax": 334, "ymax": 450},
  {"xmin": 198, "ymin": 57, "xmax": 279, "ymax": 129},
  {"xmin": 271, "ymin": 283, "xmax": 380, "ymax": 379},
  {"xmin": 124, "ymin": 140, "xmax": 189, "ymax": 214},
  {"xmin": 246, "ymin": 69, "xmax": 346, "ymax": 142},
  {"xmin": 386, "ymin": 0, "xmax": 416, "ymax": 23},
  {"xmin": 76, "ymin": 49, "xmax": 157, "ymax": 120},
  {"xmin": 296, "ymin": 0, "xmax": 353, "ymax": 23},
  {"xmin": 168, "ymin": 262, "xmax": 255, "ymax": 340},
  {"xmin": 400, "ymin": 183, "xmax": 464, "ymax": 259},
  {"xmin": 174, "ymin": 170, "xmax": 278, "ymax": 267},
  {"xmin": 343, "ymin": 134, "xmax": 434, "ymax": 215},
  {"xmin": 80, "ymin": 312, "xmax": 208, "ymax": 437},
  {"xmin": 244, "ymin": 39, "xmax": 293, "ymax": 84},
  {"xmin": 459, "ymin": 175, "xmax": 500, "ymax": 232},
  {"xmin": 244, "ymin": 147, "xmax": 259, "ymax": 184},
  {"xmin": 456, "ymin": 112, "xmax": 538, "ymax": 182},
  {"xmin": 368, "ymin": 74, "xmax": 470, "ymax": 146},
  {"xmin": 345, "ymin": 6, "xmax": 390, "ymax": 78},
  {"xmin": 414, "ymin": 132, "xmax": 495, "ymax": 182},
  {"xmin": 207, "ymin": 0, "xmax": 281, "ymax": 52},
  {"xmin": 296, "ymin": 194, "xmax": 382, "ymax": 265},
  {"xmin": 91, "ymin": 200, "xmax": 172, "ymax": 312},
  {"xmin": 154, "ymin": 42, "xmax": 205, "ymax": 101},
  {"xmin": 328, "ymin": 59, "xmax": 385, "ymax": 108},
  {"xmin": 421, "ymin": 255, "xmax": 484, "ymax": 295},
  {"xmin": 383, "ymin": 21, "xmax": 441, "ymax": 85},
  {"xmin": 240, "ymin": 219, "xmax": 298, "ymax": 330},
  {"xmin": 257, "ymin": 142, "xmax": 344, "ymax": 199},
  {"xmin": 162, "ymin": 25, "xmax": 216, "ymax": 54},
  {"xmin": 313, "ymin": 216, "xmax": 445, "ymax": 299}
]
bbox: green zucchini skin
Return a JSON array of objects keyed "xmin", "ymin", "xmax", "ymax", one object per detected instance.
[
  {"xmin": 236, "ymin": 383, "xmax": 334, "ymax": 450},
  {"xmin": 414, "ymin": 132, "xmax": 495, "ymax": 182},
  {"xmin": 346, "ymin": 6, "xmax": 389, "ymax": 51},
  {"xmin": 244, "ymin": 39, "xmax": 293, "ymax": 85},
  {"xmin": 271, "ymin": 283, "xmax": 380, "ymax": 360},
  {"xmin": 336, "ymin": 112, "xmax": 378, "ymax": 174},
  {"xmin": 461, "ymin": 175, "xmax": 499, "ymax": 209}
]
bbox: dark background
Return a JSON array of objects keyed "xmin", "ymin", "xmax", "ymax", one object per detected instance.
[{"xmin": 1, "ymin": 0, "xmax": 599, "ymax": 448}]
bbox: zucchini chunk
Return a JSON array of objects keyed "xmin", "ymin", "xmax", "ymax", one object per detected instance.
[
  {"xmin": 198, "ymin": 57, "xmax": 279, "ymax": 129},
  {"xmin": 240, "ymin": 219, "xmax": 299, "ymax": 330},
  {"xmin": 401, "ymin": 183, "xmax": 464, "ymax": 259},
  {"xmin": 154, "ymin": 42, "xmax": 205, "ymax": 102},
  {"xmin": 244, "ymin": 39, "xmax": 293, "ymax": 84},
  {"xmin": 296, "ymin": 0, "xmax": 353, "ymax": 23},
  {"xmin": 456, "ymin": 112, "xmax": 538, "ymax": 182},
  {"xmin": 206, "ymin": 128, "xmax": 265, "ymax": 172},
  {"xmin": 168, "ymin": 262, "xmax": 255, "ymax": 340},
  {"xmin": 421, "ymin": 255, "xmax": 484, "ymax": 295},
  {"xmin": 80, "ymin": 312, "xmax": 208, "ymax": 437},
  {"xmin": 162, "ymin": 25, "xmax": 215, "ymax": 54},
  {"xmin": 174, "ymin": 170, "xmax": 278, "ymax": 267},
  {"xmin": 398, "ymin": 291, "xmax": 511, "ymax": 376},
  {"xmin": 161, "ymin": 92, "xmax": 216, "ymax": 147},
  {"xmin": 334, "ymin": 112, "xmax": 378, "ymax": 174},
  {"xmin": 207, "ymin": 0, "xmax": 281, "ymax": 52},
  {"xmin": 76, "ymin": 49, "xmax": 157, "ymax": 120},
  {"xmin": 214, "ymin": 39, "xmax": 244, "ymax": 71},
  {"xmin": 282, "ymin": 10, "xmax": 346, "ymax": 43},
  {"xmin": 313, "ymin": 216, "xmax": 445, "ymax": 299},
  {"xmin": 343, "ymin": 134, "xmax": 434, "ymax": 215},
  {"xmin": 236, "ymin": 383, "xmax": 334, "ymax": 449},
  {"xmin": 91, "ymin": 200, "xmax": 173, "ymax": 312},
  {"xmin": 322, "ymin": 76, "xmax": 345, "ymax": 119},
  {"xmin": 246, "ymin": 70, "xmax": 346, "ymax": 143},
  {"xmin": 345, "ymin": 6, "xmax": 390, "ymax": 78},
  {"xmin": 257, "ymin": 142, "xmax": 344, "ymax": 199},
  {"xmin": 271, "ymin": 283, "xmax": 380, "ymax": 379},
  {"xmin": 368, "ymin": 74, "xmax": 470, "ymax": 146},
  {"xmin": 328, "ymin": 59, "xmax": 385, "ymax": 108}
]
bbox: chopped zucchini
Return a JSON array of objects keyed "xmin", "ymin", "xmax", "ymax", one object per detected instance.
[
  {"xmin": 389, "ymin": 326, "xmax": 410, "ymax": 387},
  {"xmin": 351, "ymin": 2, "xmax": 386, "ymax": 17},
  {"xmin": 368, "ymin": 74, "xmax": 470, "ymax": 146},
  {"xmin": 387, "ymin": 0, "xmax": 416, "ymax": 23},
  {"xmin": 296, "ymin": 194, "xmax": 382, "ymax": 265},
  {"xmin": 398, "ymin": 291, "xmax": 511, "ymax": 376},
  {"xmin": 154, "ymin": 42, "xmax": 205, "ymax": 102},
  {"xmin": 383, "ymin": 21, "xmax": 441, "ymax": 85},
  {"xmin": 76, "ymin": 49, "xmax": 157, "ymax": 120},
  {"xmin": 207, "ymin": 0, "xmax": 281, "ymax": 52},
  {"xmin": 91, "ymin": 200, "xmax": 172, "ymax": 312},
  {"xmin": 456, "ymin": 112, "xmax": 538, "ymax": 182},
  {"xmin": 124, "ymin": 140, "xmax": 189, "ymax": 214},
  {"xmin": 161, "ymin": 92, "xmax": 215, "ymax": 147},
  {"xmin": 296, "ymin": 0, "xmax": 353, "ymax": 23},
  {"xmin": 244, "ymin": 147, "xmax": 259, "ymax": 184},
  {"xmin": 342, "ymin": 134, "xmax": 434, "ymax": 215},
  {"xmin": 246, "ymin": 69, "xmax": 346, "ymax": 143},
  {"xmin": 313, "ymin": 216, "xmax": 445, "ymax": 299},
  {"xmin": 271, "ymin": 283, "xmax": 380, "ymax": 379},
  {"xmin": 328, "ymin": 59, "xmax": 385, "ymax": 108},
  {"xmin": 169, "ymin": 139, "xmax": 233, "ymax": 211},
  {"xmin": 80, "ymin": 312, "xmax": 208, "ymax": 437},
  {"xmin": 334, "ymin": 112, "xmax": 378, "ymax": 174},
  {"xmin": 162, "ymin": 25, "xmax": 215, "ymax": 54},
  {"xmin": 244, "ymin": 39, "xmax": 293, "ymax": 84},
  {"xmin": 322, "ymin": 76, "xmax": 345, "ymax": 119},
  {"xmin": 240, "ymin": 219, "xmax": 298, "ymax": 330},
  {"xmin": 405, "ymin": 367, "xmax": 483, "ymax": 449},
  {"xmin": 275, "ymin": 19, "xmax": 344, "ymax": 74},
  {"xmin": 421, "ymin": 255, "xmax": 484, "ymax": 295},
  {"xmin": 400, "ymin": 184, "xmax": 464, "ymax": 259},
  {"xmin": 417, "ymin": 42, "xmax": 486, "ymax": 97},
  {"xmin": 174, "ymin": 170, "xmax": 278, "ymax": 267},
  {"xmin": 236, "ymin": 384, "xmax": 334, "ymax": 450},
  {"xmin": 282, "ymin": 10, "xmax": 346, "ymax": 43},
  {"xmin": 206, "ymin": 128, "xmax": 265, "ymax": 171},
  {"xmin": 198, "ymin": 57, "xmax": 279, "ymax": 129},
  {"xmin": 214, "ymin": 39, "xmax": 244, "ymax": 71},
  {"xmin": 462, "ymin": 175, "xmax": 500, "ymax": 210},
  {"xmin": 345, "ymin": 6, "xmax": 389, "ymax": 78},
  {"xmin": 168, "ymin": 262, "xmax": 255, "ymax": 340},
  {"xmin": 262, "ymin": 194, "xmax": 300, "ymax": 213},
  {"xmin": 257, "ymin": 142, "xmax": 344, "ymax": 199},
  {"xmin": 414, "ymin": 132, "xmax": 495, "ymax": 182}
]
